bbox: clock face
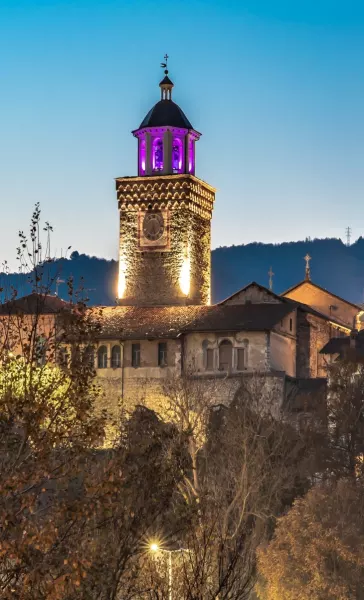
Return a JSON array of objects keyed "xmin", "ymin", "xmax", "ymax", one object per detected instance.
[{"xmin": 143, "ymin": 212, "xmax": 164, "ymax": 241}]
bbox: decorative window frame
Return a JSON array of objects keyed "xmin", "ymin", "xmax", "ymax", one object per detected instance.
[
  {"xmin": 202, "ymin": 336, "xmax": 249, "ymax": 373},
  {"xmin": 202, "ymin": 338, "xmax": 218, "ymax": 371},
  {"xmin": 111, "ymin": 344, "xmax": 122, "ymax": 369},
  {"xmin": 97, "ymin": 345, "xmax": 108, "ymax": 369}
]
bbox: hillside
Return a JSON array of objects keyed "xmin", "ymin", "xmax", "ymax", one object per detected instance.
[
  {"xmin": 2, "ymin": 238, "xmax": 364, "ymax": 306},
  {"xmin": 211, "ymin": 237, "xmax": 364, "ymax": 304}
]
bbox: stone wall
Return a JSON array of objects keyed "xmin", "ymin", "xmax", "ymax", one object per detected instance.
[
  {"xmin": 94, "ymin": 332, "xmax": 291, "ymax": 419},
  {"xmin": 183, "ymin": 331, "xmax": 269, "ymax": 373},
  {"xmin": 295, "ymin": 311, "xmax": 335, "ymax": 378},
  {"xmin": 269, "ymin": 331, "xmax": 296, "ymax": 377},
  {"xmin": 190, "ymin": 371, "xmax": 286, "ymax": 415},
  {"xmin": 95, "ymin": 338, "xmax": 182, "ymax": 418},
  {"xmin": 223, "ymin": 284, "xmax": 282, "ymax": 305},
  {"xmin": 117, "ymin": 174, "xmax": 215, "ymax": 306},
  {"xmin": 96, "ymin": 363, "xmax": 286, "ymax": 420}
]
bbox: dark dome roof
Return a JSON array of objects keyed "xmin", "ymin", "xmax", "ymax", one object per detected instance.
[
  {"xmin": 160, "ymin": 75, "xmax": 174, "ymax": 86},
  {"xmin": 139, "ymin": 100, "xmax": 193, "ymax": 129}
]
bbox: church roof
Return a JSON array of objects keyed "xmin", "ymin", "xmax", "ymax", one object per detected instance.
[
  {"xmin": 182, "ymin": 303, "xmax": 294, "ymax": 333},
  {"xmin": 0, "ymin": 293, "xmax": 69, "ymax": 315},
  {"xmin": 282, "ymin": 279, "xmax": 362, "ymax": 310},
  {"xmin": 92, "ymin": 302, "xmax": 295, "ymax": 340},
  {"xmin": 219, "ymin": 281, "xmax": 284, "ymax": 305},
  {"xmin": 139, "ymin": 100, "xmax": 193, "ymax": 130},
  {"xmin": 218, "ymin": 281, "xmax": 352, "ymax": 330},
  {"xmin": 92, "ymin": 305, "xmax": 209, "ymax": 340}
]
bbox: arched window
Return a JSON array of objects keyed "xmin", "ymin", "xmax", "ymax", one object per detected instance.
[
  {"xmin": 111, "ymin": 345, "xmax": 121, "ymax": 369},
  {"xmin": 139, "ymin": 139, "xmax": 146, "ymax": 175},
  {"xmin": 202, "ymin": 339, "xmax": 215, "ymax": 371},
  {"xmin": 152, "ymin": 138, "xmax": 163, "ymax": 171},
  {"xmin": 97, "ymin": 345, "xmax": 108, "ymax": 369},
  {"xmin": 172, "ymin": 138, "xmax": 183, "ymax": 172},
  {"xmin": 219, "ymin": 340, "xmax": 233, "ymax": 372}
]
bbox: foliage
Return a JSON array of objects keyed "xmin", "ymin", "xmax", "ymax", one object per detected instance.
[
  {"xmin": 0, "ymin": 206, "xmax": 186, "ymax": 600},
  {"xmin": 0, "ymin": 357, "xmax": 102, "ymax": 440},
  {"xmin": 257, "ymin": 359, "xmax": 364, "ymax": 600},
  {"xmin": 256, "ymin": 479, "xmax": 364, "ymax": 600},
  {"xmin": 5, "ymin": 205, "xmax": 364, "ymax": 599}
]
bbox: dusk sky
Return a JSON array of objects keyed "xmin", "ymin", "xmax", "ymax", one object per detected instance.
[{"xmin": 1, "ymin": 0, "xmax": 364, "ymax": 268}]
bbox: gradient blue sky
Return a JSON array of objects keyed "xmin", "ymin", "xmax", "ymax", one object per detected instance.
[{"xmin": 1, "ymin": 0, "xmax": 364, "ymax": 268}]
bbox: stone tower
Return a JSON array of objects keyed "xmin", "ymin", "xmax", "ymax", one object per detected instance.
[{"xmin": 116, "ymin": 67, "xmax": 215, "ymax": 306}]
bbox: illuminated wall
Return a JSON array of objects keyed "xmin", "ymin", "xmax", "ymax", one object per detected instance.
[
  {"xmin": 116, "ymin": 174, "xmax": 215, "ymax": 306},
  {"xmin": 134, "ymin": 127, "xmax": 199, "ymax": 177}
]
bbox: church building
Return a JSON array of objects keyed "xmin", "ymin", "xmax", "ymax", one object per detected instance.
[
  {"xmin": 91, "ymin": 65, "xmax": 362, "ymax": 417},
  {"xmin": 2, "ymin": 63, "xmax": 362, "ymax": 419}
]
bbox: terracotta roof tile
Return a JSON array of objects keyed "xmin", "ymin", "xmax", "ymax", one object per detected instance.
[
  {"xmin": 92, "ymin": 303, "xmax": 295, "ymax": 340},
  {"xmin": 92, "ymin": 305, "xmax": 210, "ymax": 340},
  {"xmin": 0, "ymin": 293, "xmax": 69, "ymax": 315}
]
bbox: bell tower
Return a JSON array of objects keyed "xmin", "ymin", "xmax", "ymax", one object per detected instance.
[{"xmin": 116, "ymin": 61, "xmax": 215, "ymax": 306}]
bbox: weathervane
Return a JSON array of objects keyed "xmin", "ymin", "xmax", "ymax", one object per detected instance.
[
  {"xmin": 268, "ymin": 266, "xmax": 274, "ymax": 291},
  {"xmin": 304, "ymin": 253, "xmax": 312, "ymax": 281},
  {"xmin": 161, "ymin": 53, "xmax": 169, "ymax": 74}
]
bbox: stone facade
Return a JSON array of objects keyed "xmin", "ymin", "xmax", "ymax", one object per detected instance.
[
  {"xmin": 117, "ymin": 174, "xmax": 215, "ymax": 306},
  {"xmin": 283, "ymin": 280, "xmax": 362, "ymax": 330},
  {"xmin": 184, "ymin": 330, "xmax": 270, "ymax": 373},
  {"xmin": 295, "ymin": 311, "xmax": 335, "ymax": 378},
  {"xmin": 93, "ymin": 323, "xmax": 296, "ymax": 416},
  {"xmin": 222, "ymin": 285, "xmax": 282, "ymax": 305}
]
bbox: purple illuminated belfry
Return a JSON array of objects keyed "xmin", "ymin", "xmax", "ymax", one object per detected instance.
[{"xmin": 132, "ymin": 68, "xmax": 201, "ymax": 177}]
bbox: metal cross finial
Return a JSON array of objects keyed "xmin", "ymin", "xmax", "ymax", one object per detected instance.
[
  {"xmin": 161, "ymin": 53, "xmax": 169, "ymax": 74},
  {"xmin": 268, "ymin": 266, "xmax": 274, "ymax": 291},
  {"xmin": 304, "ymin": 253, "xmax": 312, "ymax": 280}
]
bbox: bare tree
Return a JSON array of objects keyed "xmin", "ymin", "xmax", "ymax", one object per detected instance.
[
  {"xmin": 325, "ymin": 359, "xmax": 364, "ymax": 479},
  {"xmin": 0, "ymin": 208, "xmax": 184, "ymax": 600},
  {"xmin": 148, "ymin": 373, "xmax": 318, "ymax": 600}
]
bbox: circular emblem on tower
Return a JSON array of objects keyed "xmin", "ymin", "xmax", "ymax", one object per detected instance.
[{"xmin": 142, "ymin": 211, "xmax": 165, "ymax": 241}]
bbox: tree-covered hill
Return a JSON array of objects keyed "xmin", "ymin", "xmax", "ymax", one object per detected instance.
[
  {"xmin": 2, "ymin": 237, "xmax": 364, "ymax": 306},
  {"xmin": 211, "ymin": 237, "xmax": 364, "ymax": 304}
]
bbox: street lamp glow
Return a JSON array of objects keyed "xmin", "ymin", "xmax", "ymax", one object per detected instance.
[{"xmin": 150, "ymin": 542, "xmax": 159, "ymax": 552}]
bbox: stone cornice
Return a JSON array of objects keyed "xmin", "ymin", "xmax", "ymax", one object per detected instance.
[{"xmin": 116, "ymin": 174, "xmax": 215, "ymax": 220}]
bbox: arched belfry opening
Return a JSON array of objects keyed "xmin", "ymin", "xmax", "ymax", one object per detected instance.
[{"xmin": 132, "ymin": 60, "xmax": 200, "ymax": 177}]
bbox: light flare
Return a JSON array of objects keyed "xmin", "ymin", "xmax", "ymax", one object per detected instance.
[
  {"xmin": 118, "ymin": 255, "xmax": 127, "ymax": 299},
  {"xmin": 179, "ymin": 246, "xmax": 190, "ymax": 296}
]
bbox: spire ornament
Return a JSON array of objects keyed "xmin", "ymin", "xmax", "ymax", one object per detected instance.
[
  {"xmin": 304, "ymin": 253, "xmax": 312, "ymax": 281},
  {"xmin": 268, "ymin": 266, "xmax": 274, "ymax": 291},
  {"xmin": 159, "ymin": 54, "xmax": 174, "ymax": 100},
  {"xmin": 160, "ymin": 53, "xmax": 169, "ymax": 74}
]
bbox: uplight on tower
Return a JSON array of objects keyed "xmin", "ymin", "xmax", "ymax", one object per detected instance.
[
  {"xmin": 149, "ymin": 542, "xmax": 159, "ymax": 552},
  {"xmin": 118, "ymin": 255, "xmax": 127, "ymax": 299},
  {"xmin": 179, "ymin": 244, "xmax": 191, "ymax": 296}
]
